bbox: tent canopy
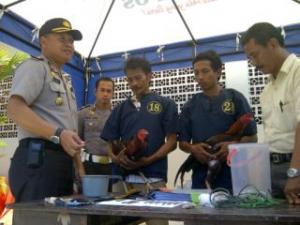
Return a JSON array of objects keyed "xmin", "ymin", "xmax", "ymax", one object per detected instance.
[
  {"xmin": 1, "ymin": 0, "xmax": 300, "ymax": 57},
  {"xmin": 1, "ymin": 0, "xmax": 300, "ymax": 106}
]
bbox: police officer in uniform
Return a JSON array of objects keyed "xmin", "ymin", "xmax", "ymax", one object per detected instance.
[
  {"xmin": 7, "ymin": 18, "xmax": 85, "ymax": 202},
  {"xmin": 78, "ymin": 77, "xmax": 114, "ymax": 178}
]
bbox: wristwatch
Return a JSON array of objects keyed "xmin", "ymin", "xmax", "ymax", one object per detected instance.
[
  {"xmin": 287, "ymin": 168, "xmax": 300, "ymax": 178},
  {"xmin": 49, "ymin": 127, "xmax": 64, "ymax": 144}
]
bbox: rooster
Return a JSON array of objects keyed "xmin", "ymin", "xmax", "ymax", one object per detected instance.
[
  {"xmin": 174, "ymin": 113, "xmax": 254, "ymax": 189},
  {"xmin": 111, "ymin": 129, "xmax": 152, "ymax": 192},
  {"xmin": 111, "ymin": 128, "xmax": 149, "ymax": 161}
]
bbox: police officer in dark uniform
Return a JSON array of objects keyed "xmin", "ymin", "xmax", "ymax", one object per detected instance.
[
  {"xmin": 7, "ymin": 18, "xmax": 85, "ymax": 202},
  {"xmin": 178, "ymin": 50, "xmax": 257, "ymax": 190},
  {"xmin": 78, "ymin": 77, "xmax": 114, "ymax": 177}
]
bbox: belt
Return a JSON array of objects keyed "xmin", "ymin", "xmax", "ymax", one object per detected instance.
[
  {"xmin": 82, "ymin": 151, "xmax": 111, "ymax": 164},
  {"xmin": 270, "ymin": 152, "xmax": 292, "ymax": 164},
  {"xmin": 19, "ymin": 138, "xmax": 64, "ymax": 152}
]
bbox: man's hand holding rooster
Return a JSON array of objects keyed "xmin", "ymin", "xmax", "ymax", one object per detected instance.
[
  {"xmin": 213, "ymin": 141, "xmax": 235, "ymax": 162},
  {"xmin": 190, "ymin": 143, "xmax": 213, "ymax": 164}
]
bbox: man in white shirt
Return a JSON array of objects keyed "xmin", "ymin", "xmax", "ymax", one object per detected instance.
[{"xmin": 242, "ymin": 22, "xmax": 300, "ymax": 204}]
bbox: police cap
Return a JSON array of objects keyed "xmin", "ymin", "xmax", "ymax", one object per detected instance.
[{"xmin": 39, "ymin": 18, "xmax": 82, "ymax": 41}]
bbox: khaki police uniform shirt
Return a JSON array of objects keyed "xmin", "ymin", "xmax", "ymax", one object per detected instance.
[
  {"xmin": 9, "ymin": 55, "xmax": 78, "ymax": 140},
  {"xmin": 78, "ymin": 105, "xmax": 110, "ymax": 156},
  {"xmin": 261, "ymin": 54, "xmax": 300, "ymax": 154}
]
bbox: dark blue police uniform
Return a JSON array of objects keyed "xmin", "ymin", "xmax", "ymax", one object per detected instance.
[
  {"xmin": 178, "ymin": 89, "xmax": 257, "ymax": 189},
  {"xmin": 101, "ymin": 92, "xmax": 178, "ymax": 181}
]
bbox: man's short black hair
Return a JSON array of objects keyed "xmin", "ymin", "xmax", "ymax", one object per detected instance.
[
  {"xmin": 241, "ymin": 22, "xmax": 284, "ymax": 47},
  {"xmin": 192, "ymin": 50, "xmax": 223, "ymax": 72},
  {"xmin": 124, "ymin": 57, "xmax": 152, "ymax": 74},
  {"xmin": 95, "ymin": 76, "xmax": 114, "ymax": 90}
]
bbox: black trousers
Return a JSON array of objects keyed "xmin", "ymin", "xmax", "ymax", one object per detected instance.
[
  {"xmin": 9, "ymin": 141, "xmax": 73, "ymax": 203},
  {"xmin": 271, "ymin": 162, "xmax": 289, "ymax": 198}
]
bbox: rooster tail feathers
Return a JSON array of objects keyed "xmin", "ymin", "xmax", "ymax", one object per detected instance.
[
  {"xmin": 174, "ymin": 155, "xmax": 195, "ymax": 187},
  {"xmin": 174, "ymin": 166, "xmax": 182, "ymax": 187}
]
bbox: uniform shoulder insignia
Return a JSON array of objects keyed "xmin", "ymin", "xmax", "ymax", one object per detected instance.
[
  {"xmin": 79, "ymin": 104, "xmax": 92, "ymax": 111},
  {"xmin": 30, "ymin": 55, "xmax": 44, "ymax": 61}
]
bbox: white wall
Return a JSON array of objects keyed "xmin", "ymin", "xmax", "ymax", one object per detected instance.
[
  {"xmin": 225, "ymin": 60, "xmax": 264, "ymax": 143},
  {"xmin": 225, "ymin": 61, "xmax": 250, "ymax": 100}
]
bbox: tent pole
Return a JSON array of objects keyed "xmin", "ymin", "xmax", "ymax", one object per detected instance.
[
  {"xmin": 83, "ymin": 59, "xmax": 91, "ymax": 105},
  {"xmin": 83, "ymin": 0, "xmax": 116, "ymax": 105},
  {"xmin": 87, "ymin": 0, "xmax": 116, "ymax": 59},
  {"xmin": 0, "ymin": 0, "xmax": 26, "ymax": 10},
  {"xmin": 171, "ymin": 0, "xmax": 197, "ymax": 57}
]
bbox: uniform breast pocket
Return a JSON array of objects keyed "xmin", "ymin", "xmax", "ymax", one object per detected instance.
[
  {"xmin": 278, "ymin": 100, "xmax": 296, "ymax": 131},
  {"xmin": 280, "ymin": 100, "xmax": 293, "ymax": 113},
  {"xmin": 48, "ymin": 81, "xmax": 67, "ymax": 107}
]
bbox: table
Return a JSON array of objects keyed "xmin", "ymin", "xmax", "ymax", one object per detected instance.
[{"xmin": 9, "ymin": 200, "xmax": 300, "ymax": 225}]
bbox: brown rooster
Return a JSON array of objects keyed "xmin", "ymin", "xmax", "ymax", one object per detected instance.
[
  {"xmin": 111, "ymin": 129, "xmax": 151, "ymax": 191},
  {"xmin": 174, "ymin": 113, "xmax": 253, "ymax": 189},
  {"xmin": 111, "ymin": 129, "xmax": 149, "ymax": 161}
]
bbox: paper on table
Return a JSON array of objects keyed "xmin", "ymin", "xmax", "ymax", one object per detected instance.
[{"xmin": 96, "ymin": 199, "xmax": 187, "ymax": 208}]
